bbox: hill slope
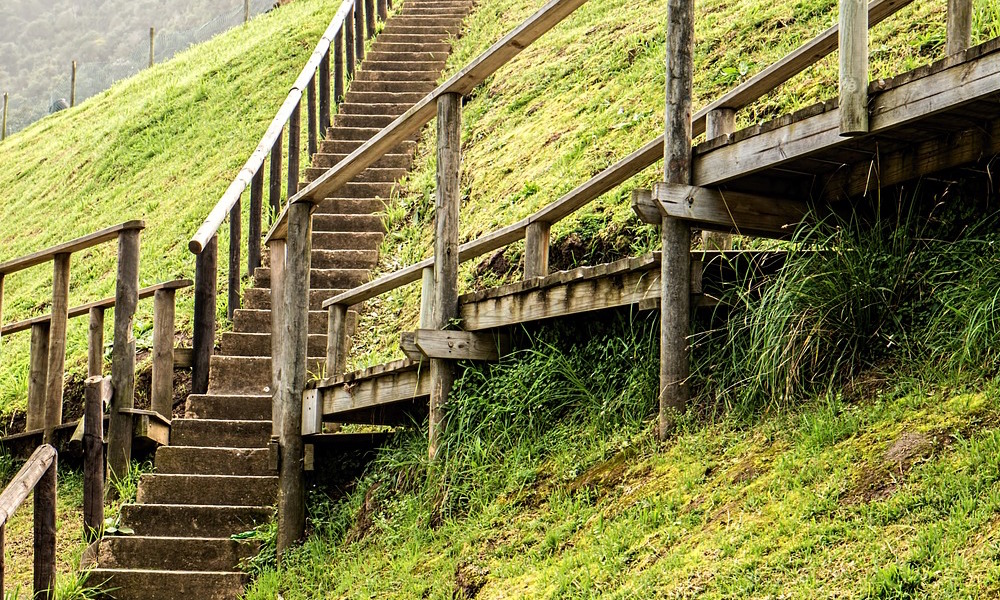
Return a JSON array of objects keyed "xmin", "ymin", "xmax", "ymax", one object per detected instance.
[{"xmin": 0, "ymin": 0, "xmax": 327, "ymax": 417}]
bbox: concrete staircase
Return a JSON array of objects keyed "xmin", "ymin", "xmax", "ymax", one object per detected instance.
[{"xmin": 87, "ymin": 1, "xmax": 472, "ymax": 598}]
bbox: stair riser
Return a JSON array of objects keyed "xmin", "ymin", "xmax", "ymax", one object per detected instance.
[
  {"xmin": 170, "ymin": 418, "xmax": 272, "ymax": 448},
  {"xmin": 244, "ymin": 288, "xmax": 349, "ymax": 311},
  {"xmin": 319, "ymin": 138, "xmax": 417, "ymax": 155},
  {"xmin": 312, "ymin": 151, "xmax": 411, "ymax": 168},
  {"xmin": 387, "ymin": 16, "xmax": 465, "ymax": 27},
  {"xmin": 333, "ymin": 113, "xmax": 397, "ymax": 128},
  {"xmin": 313, "ymin": 213, "xmax": 387, "ymax": 233},
  {"xmin": 313, "ymin": 231, "xmax": 385, "ymax": 250},
  {"xmin": 380, "ymin": 25, "xmax": 460, "ymax": 36},
  {"xmin": 87, "ymin": 570, "xmax": 246, "ymax": 600},
  {"xmin": 222, "ymin": 332, "xmax": 329, "ymax": 357},
  {"xmin": 156, "ymin": 446, "xmax": 271, "ymax": 477},
  {"xmin": 360, "ymin": 59, "xmax": 446, "ymax": 72},
  {"xmin": 364, "ymin": 52, "xmax": 449, "ymax": 63},
  {"xmin": 183, "ymin": 395, "xmax": 272, "ymax": 422},
  {"xmin": 232, "ymin": 309, "xmax": 331, "ymax": 335},
  {"xmin": 138, "ymin": 474, "xmax": 277, "ymax": 507},
  {"xmin": 355, "ymin": 69, "xmax": 441, "ymax": 82},
  {"xmin": 347, "ymin": 79, "xmax": 436, "ymax": 93},
  {"xmin": 96, "ymin": 537, "xmax": 259, "ymax": 571},
  {"xmin": 207, "ymin": 356, "xmax": 325, "ymax": 394},
  {"xmin": 315, "ymin": 198, "xmax": 387, "ymax": 216},
  {"xmin": 370, "ymin": 41, "xmax": 451, "ymax": 53},
  {"xmin": 305, "ymin": 181, "xmax": 399, "ymax": 199},
  {"xmin": 253, "ymin": 266, "xmax": 369, "ymax": 289},
  {"xmin": 376, "ymin": 33, "xmax": 452, "ymax": 44},
  {"xmin": 309, "ymin": 248, "xmax": 380, "ymax": 267},
  {"xmin": 344, "ymin": 90, "xmax": 428, "ymax": 104},
  {"xmin": 120, "ymin": 505, "xmax": 273, "ymax": 538}
]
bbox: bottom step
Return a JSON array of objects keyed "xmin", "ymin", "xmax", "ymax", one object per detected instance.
[{"xmin": 87, "ymin": 568, "xmax": 245, "ymax": 600}]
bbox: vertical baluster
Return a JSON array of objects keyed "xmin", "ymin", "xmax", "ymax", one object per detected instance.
[
  {"xmin": 229, "ymin": 197, "xmax": 242, "ymax": 320},
  {"xmin": 378, "ymin": 0, "xmax": 388, "ymax": 22},
  {"xmin": 44, "ymin": 253, "xmax": 71, "ymax": 444},
  {"xmin": 946, "ymin": 0, "xmax": 972, "ymax": 55},
  {"xmin": 152, "ymin": 287, "xmax": 176, "ymax": 418},
  {"xmin": 365, "ymin": 0, "xmax": 376, "ymax": 38},
  {"xmin": 33, "ymin": 456, "xmax": 56, "ymax": 600},
  {"xmin": 288, "ymin": 104, "xmax": 301, "ymax": 198},
  {"xmin": 269, "ymin": 134, "xmax": 283, "ymax": 215},
  {"xmin": 27, "ymin": 322, "xmax": 50, "ymax": 432},
  {"xmin": 355, "ymin": 0, "xmax": 365, "ymax": 64},
  {"xmin": 839, "ymin": 0, "xmax": 868, "ymax": 135},
  {"xmin": 248, "ymin": 168, "xmax": 265, "ymax": 274},
  {"xmin": 0, "ymin": 523, "xmax": 4, "ymax": 591},
  {"xmin": 326, "ymin": 304, "xmax": 349, "ymax": 376},
  {"xmin": 346, "ymin": 7, "xmax": 356, "ymax": 79},
  {"xmin": 702, "ymin": 108, "xmax": 735, "ymax": 251},
  {"xmin": 83, "ymin": 376, "xmax": 105, "ymax": 543},
  {"xmin": 268, "ymin": 239, "xmax": 286, "ymax": 435},
  {"xmin": 107, "ymin": 228, "xmax": 141, "ymax": 490},
  {"xmin": 307, "ymin": 76, "xmax": 318, "ymax": 157},
  {"xmin": 524, "ymin": 221, "xmax": 550, "ymax": 280},
  {"xmin": 192, "ymin": 236, "xmax": 217, "ymax": 396},
  {"xmin": 88, "ymin": 307, "xmax": 104, "ymax": 378},
  {"xmin": 334, "ymin": 30, "xmax": 345, "ymax": 106}
]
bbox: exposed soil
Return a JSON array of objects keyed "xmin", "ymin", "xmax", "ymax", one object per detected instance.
[
  {"xmin": 454, "ymin": 560, "xmax": 490, "ymax": 599},
  {"xmin": 344, "ymin": 482, "xmax": 383, "ymax": 545},
  {"xmin": 843, "ymin": 431, "xmax": 941, "ymax": 504}
]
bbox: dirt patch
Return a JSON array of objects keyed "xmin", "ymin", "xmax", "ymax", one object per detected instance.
[
  {"xmin": 566, "ymin": 450, "xmax": 635, "ymax": 496},
  {"xmin": 344, "ymin": 482, "xmax": 382, "ymax": 545},
  {"xmin": 843, "ymin": 431, "xmax": 940, "ymax": 504},
  {"xmin": 454, "ymin": 561, "xmax": 489, "ymax": 599},
  {"xmin": 729, "ymin": 458, "xmax": 759, "ymax": 484}
]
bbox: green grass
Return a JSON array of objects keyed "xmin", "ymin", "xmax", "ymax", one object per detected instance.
[{"xmin": 0, "ymin": 0, "xmax": 338, "ymax": 417}]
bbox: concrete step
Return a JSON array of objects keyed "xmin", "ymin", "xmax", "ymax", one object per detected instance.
[
  {"xmin": 360, "ymin": 59, "xmax": 446, "ymax": 72},
  {"xmin": 400, "ymin": 7, "xmax": 471, "ymax": 15},
  {"xmin": 305, "ymin": 180, "xmax": 398, "ymax": 199},
  {"xmin": 370, "ymin": 41, "xmax": 451, "ymax": 54},
  {"xmin": 387, "ymin": 16, "xmax": 465, "ymax": 27},
  {"xmin": 318, "ymin": 137, "xmax": 417, "ymax": 155},
  {"xmin": 120, "ymin": 504, "xmax": 272, "ymax": 538},
  {"xmin": 355, "ymin": 69, "xmax": 441, "ymax": 82},
  {"xmin": 312, "ymin": 150, "xmax": 411, "ymax": 168},
  {"xmin": 326, "ymin": 125, "xmax": 384, "ymax": 141},
  {"xmin": 312, "ymin": 213, "xmax": 387, "ymax": 233},
  {"xmin": 315, "ymin": 198, "xmax": 387, "ymax": 215},
  {"xmin": 170, "ymin": 418, "xmax": 272, "ymax": 448},
  {"xmin": 333, "ymin": 113, "xmax": 397, "ymax": 129},
  {"xmin": 87, "ymin": 568, "xmax": 246, "ymax": 600},
  {"xmin": 347, "ymin": 79, "xmax": 436, "ymax": 94},
  {"xmin": 376, "ymin": 33, "xmax": 453, "ymax": 45},
  {"xmin": 338, "ymin": 101, "xmax": 415, "ymax": 116},
  {"xmin": 221, "ymin": 331, "xmax": 329, "ymax": 358},
  {"xmin": 311, "ymin": 166, "xmax": 407, "ymax": 184},
  {"xmin": 244, "ymin": 287, "xmax": 348, "ymax": 311},
  {"xmin": 365, "ymin": 51, "xmax": 449, "ymax": 63},
  {"xmin": 137, "ymin": 474, "xmax": 277, "ymax": 507},
  {"xmin": 310, "ymin": 247, "xmax": 380, "ymax": 268},
  {"xmin": 253, "ymin": 266, "xmax": 369, "ymax": 289},
  {"xmin": 312, "ymin": 231, "xmax": 385, "ymax": 250},
  {"xmin": 232, "ymin": 309, "xmax": 331, "ymax": 335},
  {"xmin": 156, "ymin": 446, "xmax": 271, "ymax": 476},
  {"xmin": 95, "ymin": 536, "xmax": 258, "ymax": 572},
  {"xmin": 380, "ymin": 24, "xmax": 460, "ymax": 37},
  {"xmin": 184, "ymin": 394, "xmax": 272, "ymax": 421},
  {"xmin": 207, "ymin": 356, "xmax": 325, "ymax": 394}
]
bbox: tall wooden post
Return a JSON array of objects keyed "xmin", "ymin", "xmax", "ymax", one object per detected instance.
[
  {"xmin": 2, "ymin": 93, "xmax": 7, "ymax": 141},
  {"xmin": 248, "ymin": 169, "xmax": 265, "ymax": 274},
  {"xmin": 355, "ymin": 1, "xmax": 366, "ymax": 64},
  {"xmin": 288, "ymin": 104, "xmax": 301, "ymax": 197},
  {"xmin": 307, "ymin": 76, "xmax": 318, "ymax": 156},
  {"xmin": 269, "ymin": 134, "xmax": 283, "ymax": 215},
  {"xmin": 44, "ymin": 253, "xmax": 71, "ymax": 443},
  {"xmin": 701, "ymin": 108, "xmax": 735, "ymax": 251},
  {"xmin": 268, "ymin": 239, "xmax": 286, "ymax": 434},
  {"xmin": 107, "ymin": 228, "xmax": 140, "ymax": 491},
  {"xmin": 149, "ymin": 27, "xmax": 156, "ymax": 68},
  {"xmin": 33, "ymin": 456, "xmax": 56, "ymax": 600},
  {"xmin": 27, "ymin": 322, "xmax": 50, "ymax": 432},
  {"xmin": 192, "ymin": 236, "xmax": 217, "ymax": 395},
  {"xmin": 346, "ymin": 8, "xmax": 356, "ymax": 79},
  {"xmin": 333, "ymin": 31, "xmax": 344, "ymax": 105},
  {"xmin": 326, "ymin": 304, "xmax": 349, "ymax": 376},
  {"xmin": 428, "ymin": 93, "xmax": 462, "ymax": 461},
  {"xmin": 524, "ymin": 221, "xmax": 550, "ymax": 279},
  {"xmin": 660, "ymin": 0, "xmax": 694, "ymax": 441},
  {"xmin": 151, "ymin": 288, "xmax": 176, "ymax": 417},
  {"xmin": 70, "ymin": 61, "xmax": 77, "ymax": 108},
  {"xmin": 946, "ymin": 0, "xmax": 972, "ymax": 55},
  {"xmin": 420, "ymin": 266, "xmax": 434, "ymax": 328},
  {"xmin": 87, "ymin": 307, "xmax": 104, "ymax": 378},
  {"xmin": 365, "ymin": 0, "xmax": 377, "ymax": 38},
  {"xmin": 229, "ymin": 197, "xmax": 242, "ymax": 320},
  {"xmin": 839, "ymin": 0, "xmax": 868, "ymax": 135},
  {"xmin": 319, "ymin": 51, "xmax": 332, "ymax": 134},
  {"xmin": 83, "ymin": 376, "xmax": 104, "ymax": 543},
  {"xmin": 378, "ymin": 0, "xmax": 388, "ymax": 22},
  {"xmin": 244, "ymin": 0, "xmax": 251, "ymax": 24},
  {"xmin": 276, "ymin": 202, "xmax": 312, "ymax": 559}
]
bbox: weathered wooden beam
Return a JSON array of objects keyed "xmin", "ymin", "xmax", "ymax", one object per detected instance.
[
  {"xmin": 151, "ymin": 288, "xmax": 176, "ymax": 418},
  {"xmin": 946, "ymin": 0, "xmax": 972, "ymax": 55},
  {"xmin": 317, "ymin": 366, "xmax": 430, "ymax": 418},
  {"xmin": 307, "ymin": 77, "xmax": 318, "ymax": 157},
  {"xmin": 83, "ymin": 376, "xmax": 104, "ymax": 543},
  {"xmin": 33, "ymin": 453, "xmax": 56, "ymax": 600},
  {"xmin": 107, "ymin": 228, "xmax": 140, "ymax": 494},
  {"xmin": 419, "ymin": 266, "xmax": 434, "ymax": 328},
  {"xmin": 702, "ymin": 109, "xmax": 735, "ymax": 251},
  {"xmin": 269, "ymin": 133, "xmax": 283, "ymax": 215},
  {"xmin": 87, "ymin": 307, "xmax": 104, "ymax": 378},
  {"xmin": 399, "ymin": 331, "xmax": 424, "ymax": 362},
  {"xmin": 26, "ymin": 322, "xmax": 50, "ymax": 433},
  {"xmin": 524, "ymin": 221, "xmax": 550, "ymax": 279},
  {"xmin": 428, "ymin": 92, "xmax": 462, "ymax": 461},
  {"xmin": 228, "ymin": 196, "xmax": 242, "ymax": 321},
  {"xmin": 0, "ymin": 221, "xmax": 145, "ymax": 276},
  {"xmin": 249, "ymin": 165, "xmax": 265, "ymax": 275},
  {"xmin": 44, "ymin": 253, "xmax": 71, "ymax": 444},
  {"xmin": 354, "ymin": 0, "xmax": 365, "ymax": 63},
  {"xmin": 192, "ymin": 236, "xmax": 217, "ymax": 395},
  {"xmin": 288, "ymin": 103, "xmax": 301, "ymax": 199},
  {"xmin": 302, "ymin": 390, "xmax": 322, "ymax": 436},
  {"xmin": 346, "ymin": 6, "xmax": 356, "ymax": 78},
  {"xmin": 839, "ymin": 0, "xmax": 869, "ymax": 135},
  {"xmin": 650, "ymin": 183, "xmax": 808, "ymax": 238},
  {"xmin": 325, "ymin": 304, "xmax": 349, "ymax": 377},
  {"xmin": 414, "ymin": 329, "xmax": 507, "ymax": 361},
  {"xmin": 269, "ymin": 239, "xmax": 286, "ymax": 435}
]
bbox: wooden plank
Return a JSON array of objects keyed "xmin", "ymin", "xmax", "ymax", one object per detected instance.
[
  {"xmin": 653, "ymin": 183, "xmax": 808, "ymax": 237},
  {"xmin": 839, "ymin": 0, "xmax": 869, "ymax": 135},
  {"xmin": 151, "ymin": 288, "xmax": 176, "ymax": 417},
  {"xmin": 130, "ymin": 413, "xmax": 170, "ymax": 447},
  {"xmin": 0, "ymin": 279, "xmax": 191, "ymax": 337},
  {"xmin": 302, "ymin": 390, "xmax": 322, "ymax": 436},
  {"xmin": 0, "ymin": 444, "xmax": 56, "ymax": 525},
  {"xmin": 524, "ymin": 221, "xmax": 551, "ymax": 279},
  {"xmin": 192, "ymin": 237, "xmax": 217, "ymax": 396},
  {"xmin": 267, "ymin": 0, "xmax": 592, "ymax": 242},
  {"xmin": 32, "ymin": 457, "xmax": 56, "ymax": 600},
  {"xmin": 87, "ymin": 307, "xmax": 104, "ymax": 378},
  {"xmin": 631, "ymin": 189, "xmax": 660, "ymax": 224},
  {"xmin": 318, "ymin": 366, "xmax": 430, "ymax": 418},
  {"xmin": 44, "ymin": 253, "xmax": 71, "ymax": 444},
  {"xmin": 0, "ymin": 221, "xmax": 144, "ymax": 276},
  {"xmin": 269, "ymin": 239, "xmax": 286, "ymax": 432},
  {"xmin": 703, "ymin": 109, "xmax": 735, "ymax": 251},
  {"xmin": 26, "ymin": 322, "xmax": 49, "ymax": 432},
  {"xmin": 414, "ymin": 330, "xmax": 506, "ymax": 361},
  {"xmin": 326, "ymin": 304, "xmax": 349, "ymax": 376},
  {"xmin": 83, "ymin": 376, "xmax": 104, "ymax": 543},
  {"xmin": 946, "ymin": 0, "xmax": 972, "ymax": 55},
  {"xmin": 399, "ymin": 331, "xmax": 425, "ymax": 362},
  {"xmin": 228, "ymin": 197, "xmax": 242, "ymax": 321}
]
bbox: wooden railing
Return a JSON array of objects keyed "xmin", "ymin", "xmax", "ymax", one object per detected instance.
[
  {"xmin": 186, "ymin": 0, "xmax": 392, "ymax": 395},
  {"xmin": 0, "ymin": 223, "xmax": 147, "ymax": 486},
  {"xmin": 0, "ymin": 444, "xmax": 57, "ymax": 598}
]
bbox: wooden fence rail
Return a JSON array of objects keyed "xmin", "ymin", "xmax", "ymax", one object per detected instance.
[
  {"xmin": 0, "ymin": 444, "xmax": 57, "ymax": 599},
  {"xmin": 186, "ymin": 0, "xmax": 391, "ymax": 395}
]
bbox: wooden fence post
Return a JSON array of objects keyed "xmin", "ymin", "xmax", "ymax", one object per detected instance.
[
  {"xmin": 2, "ymin": 93, "xmax": 7, "ymax": 141},
  {"xmin": 333, "ymin": 31, "xmax": 345, "ymax": 105},
  {"xmin": 524, "ymin": 221, "xmax": 550, "ymax": 279},
  {"xmin": 428, "ymin": 92, "xmax": 462, "ymax": 461},
  {"xmin": 27, "ymin": 322, "xmax": 50, "ymax": 432},
  {"xmin": 420, "ymin": 266, "xmax": 434, "ymax": 328},
  {"xmin": 346, "ymin": 7, "xmax": 356, "ymax": 79},
  {"xmin": 276, "ymin": 202, "xmax": 312, "ymax": 559},
  {"xmin": 307, "ymin": 76, "xmax": 318, "ymax": 157},
  {"xmin": 365, "ymin": 0, "xmax": 377, "ymax": 38},
  {"xmin": 946, "ymin": 0, "xmax": 972, "ymax": 55},
  {"xmin": 149, "ymin": 27, "xmax": 156, "ymax": 68},
  {"xmin": 269, "ymin": 239, "xmax": 286, "ymax": 435},
  {"xmin": 288, "ymin": 104, "xmax": 301, "ymax": 198},
  {"xmin": 269, "ymin": 134, "xmax": 283, "ymax": 215},
  {"xmin": 44, "ymin": 253, "xmax": 71, "ymax": 444},
  {"xmin": 33, "ymin": 455, "xmax": 56, "ymax": 600},
  {"xmin": 701, "ymin": 108, "xmax": 735, "ymax": 251},
  {"xmin": 355, "ymin": 1, "xmax": 366, "ymax": 64},
  {"xmin": 83, "ymin": 376, "xmax": 104, "ymax": 543},
  {"xmin": 378, "ymin": 0, "xmax": 388, "ymax": 22},
  {"xmin": 839, "ymin": 0, "xmax": 868, "ymax": 135},
  {"xmin": 320, "ymin": 50, "xmax": 332, "ymax": 133},
  {"xmin": 229, "ymin": 197, "xmax": 242, "ymax": 321},
  {"xmin": 248, "ymin": 169, "xmax": 265, "ymax": 274},
  {"xmin": 244, "ymin": 0, "xmax": 251, "ymax": 24},
  {"xmin": 192, "ymin": 236, "xmax": 217, "ymax": 395},
  {"xmin": 107, "ymin": 228, "xmax": 140, "ymax": 490},
  {"xmin": 152, "ymin": 288, "xmax": 176, "ymax": 417},
  {"xmin": 660, "ymin": 0, "xmax": 694, "ymax": 441},
  {"xmin": 88, "ymin": 307, "xmax": 104, "ymax": 378},
  {"xmin": 326, "ymin": 304, "xmax": 349, "ymax": 376},
  {"xmin": 71, "ymin": 61, "xmax": 77, "ymax": 108}
]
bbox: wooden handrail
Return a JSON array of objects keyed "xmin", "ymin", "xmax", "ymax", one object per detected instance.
[
  {"xmin": 0, "ymin": 444, "xmax": 56, "ymax": 525},
  {"xmin": 0, "ymin": 221, "xmax": 144, "ymax": 276},
  {"xmin": 320, "ymin": 0, "xmax": 914, "ymax": 309},
  {"xmin": 0, "ymin": 279, "xmax": 191, "ymax": 336},
  {"xmin": 0, "ymin": 444, "xmax": 57, "ymax": 595},
  {"xmin": 265, "ymin": 0, "xmax": 593, "ymax": 243}
]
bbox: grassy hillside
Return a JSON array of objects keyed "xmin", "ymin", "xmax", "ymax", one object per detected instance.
[{"xmin": 0, "ymin": 0, "xmax": 331, "ymax": 418}]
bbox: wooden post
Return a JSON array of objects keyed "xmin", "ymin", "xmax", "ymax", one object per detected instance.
[
  {"xmin": 149, "ymin": 27, "xmax": 155, "ymax": 68},
  {"xmin": 276, "ymin": 202, "xmax": 312, "ymax": 559},
  {"xmin": 2, "ymin": 93, "xmax": 7, "ymax": 141},
  {"xmin": 0, "ymin": 523, "xmax": 4, "ymax": 591},
  {"xmin": 83, "ymin": 376, "xmax": 104, "ymax": 543},
  {"xmin": 326, "ymin": 304, "xmax": 349, "ymax": 376},
  {"xmin": 229, "ymin": 197, "xmax": 242, "ymax": 321},
  {"xmin": 192, "ymin": 236, "xmax": 217, "ymax": 395},
  {"xmin": 0, "ymin": 274, "xmax": 3, "ymax": 354},
  {"xmin": 420, "ymin": 266, "xmax": 434, "ymax": 328},
  {"xmin": 288, "ymin": 104, "xmax": 301, "ymax": 198},
  {"xmin": 151, "ymin": 288, "xmax": 176, "ymax": 418},
  {"xmin": 428, "ymin": 93, "xmax": 462, "ymax": 461},
  {"xmin": 88, "ymin": 307, "xmax": 104, "ymax": 378},
  {"xmin": 333, "ymin": 31, "xmax": 345, "ymax": 105},
  {"xmin": 249, "ymin": 168, "xmax": 264, "ymax": 274},
  {"xmin": 701, "ymin": 108, "xmax": 735, "ymax": 251},
  {"xmin": 27, "ymin": 322, "xmax": 50, "ymax": 432},
  {"xmin": 70, "ymin": 61, "xmax": 77, "ymax": 108},
  {"xmin": 307, "ymin": 76, "xmax": 318, "ymax": 157},
  {"xmin": 346, "ymin": 8, "xmax": 356, "ymax": 79},
  {"xmin": 355, "ymin": 1, "xmax": 365, "ymax": 64},
  {"xmin": 44, "ymin": 253, "xmax": 71, "ymax": 444},
  {"xmin": 319, "ymin": 49, "xmax": 331, "ymax": 134},
  {"xmin": 378, "ymin": 0, "xmax": 388, "ymax": 22},
  {"xmin": 107, "ymin": 229, "xmax": 140, "ymax": 491},
  {"xmin": 244, "ymin": 0, "xmax": 251, "ymax": 24},
  {"xmin": 365, "ymin": 0, "xmax": 377, "ymax": 38},
  {"xmin": 524, "ymin": 221, "xmax": 550, "ymax": 280},
  {"xmin": 269, "ymin": 134, "xmax": 283, "ymax": 215},
  {"xmin": 660, "ymin": 0, "xmax": 694, "ymax": 440},
  {"xmin": 269, "ymin": 239, "xmax": 286, "ymax": 434},
  {"xmin": 839, "ymin": 0, "xmax": 868, "ymax": 135},
  {"xmin": 946, "ymin": 0, "xmax": 972, "ymax": 55},
  {"xmin": 33, "ymin": 456, "xmax": 56, "ymax": 600}
]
